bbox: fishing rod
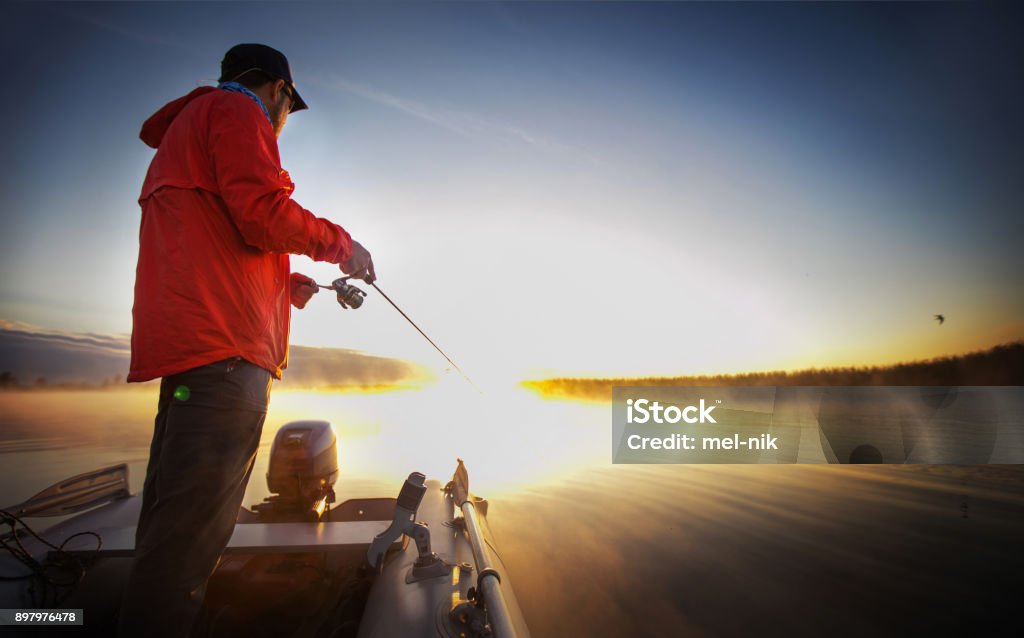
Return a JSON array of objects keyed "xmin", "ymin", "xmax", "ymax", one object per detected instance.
[{"xmin": 314, "ymin": 276, "xmax": 479, "ymax": 391}]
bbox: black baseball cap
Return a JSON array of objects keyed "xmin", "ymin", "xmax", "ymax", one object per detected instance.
[{"xmin": 220, "ymin": 43, "xmax": 308, "ymax": 112}]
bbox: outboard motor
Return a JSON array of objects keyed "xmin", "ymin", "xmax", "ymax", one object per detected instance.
[{"xmin": 252, "ymin": 420, "xmax": 339, "ymax": 521}]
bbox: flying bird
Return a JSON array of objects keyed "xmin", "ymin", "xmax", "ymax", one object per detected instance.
[{"xmin": 934, "ymin": 314, "xmax": 945, "ymax": 326}]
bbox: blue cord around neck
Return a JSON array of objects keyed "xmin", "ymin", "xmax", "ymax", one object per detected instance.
[{"xmin": 217, "ymin": 81, "xmax": 272, "ymax": 125}]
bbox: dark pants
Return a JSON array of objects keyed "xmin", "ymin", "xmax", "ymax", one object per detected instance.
[{"xmin": 118, "ymin": 356, "xmax": 272, "ymax": 638}]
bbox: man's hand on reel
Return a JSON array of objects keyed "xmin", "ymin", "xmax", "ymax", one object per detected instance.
[{"xmin": 342, "ymin": 240, "xmax": 376, "ymax": 284}]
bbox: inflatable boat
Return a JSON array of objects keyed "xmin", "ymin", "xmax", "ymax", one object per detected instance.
[{"xmin": 0, "ymin": 420, "xmax": 531, "ymax": 637}]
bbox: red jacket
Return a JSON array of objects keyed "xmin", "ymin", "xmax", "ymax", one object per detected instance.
[{"xmin": 128, "ymin": 87, "xmax": 352, "ymax": 382}]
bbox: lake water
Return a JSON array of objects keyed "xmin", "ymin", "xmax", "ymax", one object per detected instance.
[{"xmin": 2, "ymin": 382, "xmax": 1022, "ymax": 636}]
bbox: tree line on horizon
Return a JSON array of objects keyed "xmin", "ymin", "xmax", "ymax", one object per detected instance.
[{"xmin": 522, "ymin": 341, "xmax": 1024, "ymax": 402}]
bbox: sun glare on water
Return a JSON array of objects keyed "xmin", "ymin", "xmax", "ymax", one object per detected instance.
[{"xmin": 267, "ymin": 374, "xmax": 608, "ymax": 497}]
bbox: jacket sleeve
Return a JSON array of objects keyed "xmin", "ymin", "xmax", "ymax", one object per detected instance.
[{"xmin": 208, "ymin": 96, "xmax": 352, "ymax": 264}]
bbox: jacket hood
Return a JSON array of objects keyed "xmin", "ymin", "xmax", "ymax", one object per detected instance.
[{"xmin": 140, "ymin": 87, "xmax": 218, "ymax": 149}]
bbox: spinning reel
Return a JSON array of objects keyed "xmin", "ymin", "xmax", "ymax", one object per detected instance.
[{"xmin": 317, "ymin": 276, "xmax": 367, "ymax": 309}]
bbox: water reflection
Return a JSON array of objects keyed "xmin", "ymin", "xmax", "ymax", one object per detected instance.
[
  {"xmin": 490, "ymin": 463, "xmax": 1024, "ymax": 636},
  {"xmin": 1, "ymin": 385, "xmax": 1022, "ymax": 636}
]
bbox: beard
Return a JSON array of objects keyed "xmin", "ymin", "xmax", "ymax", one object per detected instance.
[{"xmin": 268, "ymin": 94, "xmax": 289, "ymax": 137}]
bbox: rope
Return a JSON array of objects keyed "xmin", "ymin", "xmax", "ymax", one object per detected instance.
[{"xmin": 0, "ymin": 509, "xmax": 102, "ymax": 607}]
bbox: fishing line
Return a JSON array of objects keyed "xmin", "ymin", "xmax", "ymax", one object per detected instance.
[{"xmin": 315, "ymin": 277, "xmax": 481, "ymax": 392}]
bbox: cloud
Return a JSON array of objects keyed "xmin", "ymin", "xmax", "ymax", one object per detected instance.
[
  {"xmin": 317, "ymin": 74, "xmax": 603, "ymax": 165},
  {"xmin": 280, "ymin": 345, "xmax": 431, "ymax": 390},
  {"xmin": 0, "ymin": 320, "xmax": 429, "ymax": 389},
  {"xmin": 0, "ymin": 320, "xmax": 131, "ymax": 357},
  {"xmin": 0, "ymin": 321, "xmax": 131, "ymax": 385},
  {"xmin": 324, "ymin": 77, "xmax": 478, "ymax": 140}
]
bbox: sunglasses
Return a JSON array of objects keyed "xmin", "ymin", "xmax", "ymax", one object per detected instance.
[
  {"xmin": 228, "ymin": 67, "xmax": 300, "ymax": 111},
  {"xmin": 281, "ymin": 82, "xmax": 297, "ymax": 106}
]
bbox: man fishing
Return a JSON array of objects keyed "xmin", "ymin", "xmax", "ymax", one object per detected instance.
[{"xmin": 119, "ymin": 43, "xmax": 374, "ymax": 637}]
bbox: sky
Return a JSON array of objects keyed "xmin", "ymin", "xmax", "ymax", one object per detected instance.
[{"xmin": 1, "ymin": 1, "xmax": 1022, "ymax": 384}]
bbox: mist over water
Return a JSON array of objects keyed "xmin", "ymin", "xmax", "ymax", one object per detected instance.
[{"xmin": 1, "ymin": 384, "xmax": 1022, "ymax": 636}]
